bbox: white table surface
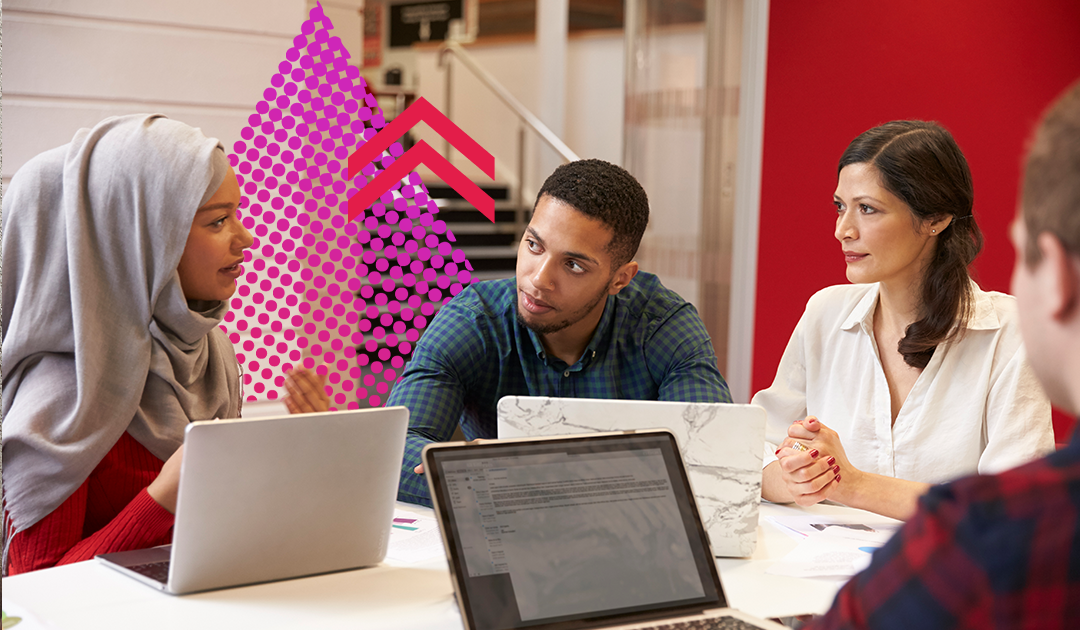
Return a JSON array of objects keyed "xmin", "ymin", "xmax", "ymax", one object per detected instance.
[
  {"xmin": 717, "ymin": 501, "xmax": 893, "ymax": 620},
  {"xmin": 2, "ymin": 501, "xmax": 892, "ymax": 629}
]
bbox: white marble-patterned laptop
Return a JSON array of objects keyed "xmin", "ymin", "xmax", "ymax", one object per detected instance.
[{"xmin": 497, "ymin": 396, "xmax": 766, "ymax": 557}]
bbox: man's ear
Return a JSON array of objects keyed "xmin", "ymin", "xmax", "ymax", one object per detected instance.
[
  {"xmin": 608, "ymin": 261, "xmax": 639, "ymax": 295},
  {"xmin": 1036, "ymin": 231, "xmax": 1080, "ymax": 321}
]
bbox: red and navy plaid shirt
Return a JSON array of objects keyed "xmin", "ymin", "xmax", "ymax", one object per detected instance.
[{"xmin": 807, "ymin": 432, "xmax": 1080, "ymax": 630}]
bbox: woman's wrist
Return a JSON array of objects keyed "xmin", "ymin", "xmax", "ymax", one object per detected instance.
[
  {"xmin": 146, "ymin": 477, "xmax": 178, "ymax": 514},
  {"xmin": 828, "ymin": 464, "xmax": 864, "ymax": 507},
  {"xmin": 827, "ymin": 468, "xmax": 928, "ymax": 520}
]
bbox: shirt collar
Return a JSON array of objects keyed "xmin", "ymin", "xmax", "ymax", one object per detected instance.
[
  {"xmin": 965, "ymin": 284, "xmax": 1001, "ymax": 331},
  {"xmin": 526, "ymin": 325, "xmax": 546, "ymax": 359},
  {"xmin": 839, "ymin": 281, "xmax": 1001, "ymax": 334},
  {"xmin": 840, "ymin": 283, "xmax": 880, "ymax": 333},
  {"xmin": 525, "ymin": 294, "xmax": 615, "ymax": 368}
]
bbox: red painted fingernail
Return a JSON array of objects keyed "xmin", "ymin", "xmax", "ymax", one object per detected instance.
[
  {"xmin": 775, "ymin": 448, "xmax": 782, "ymax": 455},
  {"xmin": 827, "ymin": 457, "xmax": 836, "ymax": 466},
  {"xmin": 833, "ymin": 465, "xmax": 840, "ymax": 474},
  {"xmin": 809, "ymin": 449, "xmax": 819, "ymax": 458},
  {"xmin": 835, "ymin": 474, "xmax": 842, "ymax": 482}
]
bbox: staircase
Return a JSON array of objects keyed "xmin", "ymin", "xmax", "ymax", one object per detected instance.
[
  {"xmin": 351, "ymin": 178, "xmax": 522, "ymax": 408},
  {"xmin": 424, "ymin": 181, "xmax": 521, "ymax": 282}
]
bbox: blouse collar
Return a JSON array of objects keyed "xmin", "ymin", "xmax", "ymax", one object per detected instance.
[{"xmin": 840, "ymin": 281, "xmax": 1001, "ymax": 335}]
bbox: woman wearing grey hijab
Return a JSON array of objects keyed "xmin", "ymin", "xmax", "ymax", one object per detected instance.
[{"xmin": 1, "ymin": 114, "xmax": 325, "ymax": 575}]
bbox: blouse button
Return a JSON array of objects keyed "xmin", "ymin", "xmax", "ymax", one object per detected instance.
[{"xmin": 563, "ymin": 370, "xmax": 570, "ymax": 377}]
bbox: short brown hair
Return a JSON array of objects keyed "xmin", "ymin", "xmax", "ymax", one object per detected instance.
[{"xmin": 1023, "ymin": 79, "xmax": 1080, "ymax": 264}]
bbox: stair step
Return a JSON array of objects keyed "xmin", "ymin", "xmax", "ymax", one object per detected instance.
[
  {"xmin": 355, "ymin": 242, "xmax": 516, "ymax": 261},
  {"xmin": 471, "ymin": 270, "xmax": 514, "ymax": 282},
  {"xmin": 456, "ymin": 245, "xmax": 518, "ymax": 259},
  {"xmin": 451, "ymin": 233, "xmax": 519, "ymax": 248},
  {"xmin": 437, "ymin": 209, "xmax": 519, "ymax": 223},
  {"xmin": 446, "ymin": 222, "xmax": 521, "ymax": 235},
  {"xmin": 425, "ymin": 182, "xmax": 511, "ymax": 201},
  {"xmin": 434, "ymin": 199, "xmax": 520, "ymax": 212},
  {"xmin": 413, "ymin": 162, "xmax": 505, "ymax": 189},
  {"xmin": 353, "ymin": 261, "xmax": 512, "ymax": 296},
  {"xmin": 468, "ymin": 258, "xmax": 517, "ymax": 272}
]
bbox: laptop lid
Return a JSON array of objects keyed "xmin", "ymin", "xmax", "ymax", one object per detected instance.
[
  {"xmin": 100, "ymin": 406, "xmax": 408, "ymax": 594},
  {"xmin": 497, "ymin": 397, "xmax": 766, "ymax": 557},
  {"xmin": 423, "ymin": 431, "xmax": 729, "ymax": 630}
]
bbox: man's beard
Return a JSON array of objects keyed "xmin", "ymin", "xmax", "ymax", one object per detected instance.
[{"xmin": 515, "ymin": 283, "xmax": 610, "ymax": 335}]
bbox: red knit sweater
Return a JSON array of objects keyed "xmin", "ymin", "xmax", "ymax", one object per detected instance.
[{"xmin": 6, "ymin": 432, "xmax": 175, "ymax": 575}]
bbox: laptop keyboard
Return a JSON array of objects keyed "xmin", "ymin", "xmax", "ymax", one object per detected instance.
[
  {"xmin": 648, "ymin": 617, "xmax": 767, "ymax": 630},
  {"xmin": 127, "ymin": 560, "xmax": 171, "ymax": 584}
]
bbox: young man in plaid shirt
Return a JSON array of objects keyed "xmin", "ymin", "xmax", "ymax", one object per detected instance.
[
  {"xmin": 808, "ymin": 79, "xmax": 1080, "ymax": 629},
  {"xmin": 389, "ymin": 159, "xmax": 731, "ymax": 506}
]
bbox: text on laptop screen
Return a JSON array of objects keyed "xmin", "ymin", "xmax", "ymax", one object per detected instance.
[{"xmin": 427, "ymin": 433, "xmax": 724, "ymax": 630}]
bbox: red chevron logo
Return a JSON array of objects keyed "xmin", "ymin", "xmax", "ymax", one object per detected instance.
[{"xmin": 347, "ymin": 97, "xmax": 495, "ymax": 222}]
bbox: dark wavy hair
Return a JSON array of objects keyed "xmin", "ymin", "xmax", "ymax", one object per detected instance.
[
  {"xmin": 839, "ymin": 121, "xmax": 984, "ymax": 369},
  {"xmin": 535, "ymin": 159, "xmax": 650, "ymax": 269}
]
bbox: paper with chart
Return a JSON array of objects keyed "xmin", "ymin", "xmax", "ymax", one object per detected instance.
[
  {"xmin": 765, "ymin": 514, "xmax": 901, "ymax": 579},
  {"xmin": 765, "ymin": 512, "xmax": 901, "ymax": 541},
  {"xmin": 386, "ymin": 509, "xmax": 445, "ymax": 564},
  {"xmin": 2, "ymin": 602, "xmax": 57, "ymax": 630}
]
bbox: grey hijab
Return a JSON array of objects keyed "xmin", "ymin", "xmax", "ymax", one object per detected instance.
[{"xmin": 1, "ymin": 114, "xmax": 242, "ymax": 548}]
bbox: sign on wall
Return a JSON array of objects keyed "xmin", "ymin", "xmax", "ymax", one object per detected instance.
[{"xmin": 389, "ymin": 0, "xmax": 463, "ymax": 47}]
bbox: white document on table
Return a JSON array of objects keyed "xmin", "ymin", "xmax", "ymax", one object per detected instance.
[
  {"xmin": 2, "ymin": 601, "xmax": 58, "ymax": 630},
  {"xmin": 765, "ymin": 523, "xmax": 899, "ymax": 579},
  {"xmin": 764, "ymin": 513, "xmax": 901, "ymax": 541},
  {"xmin": 385, "ymin": 509, "xmax": 446, "ymax": 564}
]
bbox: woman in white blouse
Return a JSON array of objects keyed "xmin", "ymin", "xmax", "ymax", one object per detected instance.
[{"xmin": 755, "ymin": 121, "xmax": 1054, "ymax": 520}]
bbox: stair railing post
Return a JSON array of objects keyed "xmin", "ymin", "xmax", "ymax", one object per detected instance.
[
  {"xmin": 442, "ymin": 51, "xmax": 453, "ymax": 160},
  {"xmin": 517, "ymin": 124, "xmax": 527, "ymax": 237}
]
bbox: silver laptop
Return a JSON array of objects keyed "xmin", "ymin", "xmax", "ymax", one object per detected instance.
[
  {"xmin": 422, "ymin": 431, "xmax": 785, "ymax": 630},
  {"xmin": 498, "ymin": 397, "xmax": 766, "ymax": 557},
  {"xmin": 97, "ymin": 407, "xmax": 408, "ymax": 594}
]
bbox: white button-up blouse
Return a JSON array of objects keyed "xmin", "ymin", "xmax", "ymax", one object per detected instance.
[{"xmin": 754, "ymin": 282, "xmax": 1054, "ymax": 484}]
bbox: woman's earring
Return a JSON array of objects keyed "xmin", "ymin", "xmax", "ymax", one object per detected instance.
[{"xmin": 932, "ymin": 229, "xmax": 937, "ymax": 234}]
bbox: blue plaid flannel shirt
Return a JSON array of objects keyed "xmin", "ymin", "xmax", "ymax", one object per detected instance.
[{"xmin": 387, "ymin": 272, "xmax": 731, "ymax": 506}]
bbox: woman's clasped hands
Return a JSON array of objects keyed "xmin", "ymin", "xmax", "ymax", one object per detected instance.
[{"xmin": 774, "ymin": 416, "xmax": 848, "ymax": 506}]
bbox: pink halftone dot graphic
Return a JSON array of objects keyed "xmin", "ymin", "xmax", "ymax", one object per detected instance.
[{"xmin": 221, "ymin": 4, "xmax": 478, "ymax": 410}]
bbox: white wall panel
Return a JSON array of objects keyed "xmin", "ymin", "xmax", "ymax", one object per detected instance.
[
  {"xmin": 4, "ymin": 14, "xmax": 292, "ymax": 107},
  {"xmin": 5, "ymin": 0, "xmax": 301, "ymax": 35},
  {"xmin": 412, "ymin": 32, "xmax": 623, "ymax": 198},
  {"xmin": 566, "ymin": 33, "xmax": 624, "ymax": 167},
  {"xmin": 2, "ymin": 1, "xmax": 305, "ymax": 181},
  {"xmin": 3, "ymin": 98, "xmax": 251, "ymax": 184}
]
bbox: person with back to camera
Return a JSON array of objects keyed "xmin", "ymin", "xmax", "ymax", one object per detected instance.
[
  {"xmin": 753, "ymin": 121, "xmax": 1054, "ymax": 520},
  {"xmin": 1, "ymin": 114, "xmax": 328, "ymax": 576}
]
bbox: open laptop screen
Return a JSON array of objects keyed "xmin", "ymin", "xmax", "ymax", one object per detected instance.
[{"xmin": 424, "ymin": 432, "xmax": 726, "ymax": 630}]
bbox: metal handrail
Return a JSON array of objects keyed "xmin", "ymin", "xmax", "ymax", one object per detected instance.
[{"xmin": 438, "ymin": 41, "xmax": 580, "ymax": 163}]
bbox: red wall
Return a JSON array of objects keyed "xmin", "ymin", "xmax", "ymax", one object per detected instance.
[{"xmin": 754, "ymin": 0, "xmax": 1080, "ymax": 440}]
